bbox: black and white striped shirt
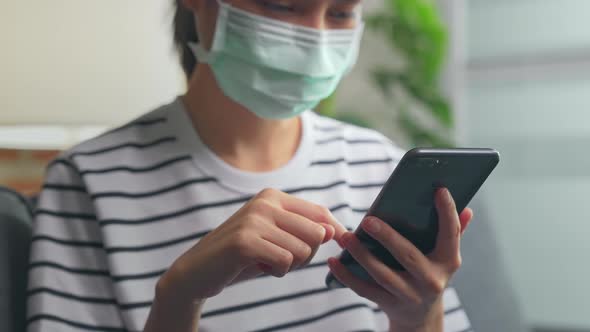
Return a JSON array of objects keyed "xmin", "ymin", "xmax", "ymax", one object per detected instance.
[{"xmin": 26, "ymin": 98, "xmax": 471, "ymax": 332}]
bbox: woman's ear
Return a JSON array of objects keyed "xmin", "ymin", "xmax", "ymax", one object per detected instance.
[{"xmin": 182, "ymin": 0, "xmax": 204, "ymax": 13}]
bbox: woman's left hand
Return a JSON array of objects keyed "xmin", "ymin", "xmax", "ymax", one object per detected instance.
[{"xmin": 328, "ymin": 188, "xmax": 473, "ymax": 332}]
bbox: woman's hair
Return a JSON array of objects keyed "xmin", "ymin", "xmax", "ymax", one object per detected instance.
[{"xmin": 173, "ymin": 0, "xmax": 199, "ymax": 81}]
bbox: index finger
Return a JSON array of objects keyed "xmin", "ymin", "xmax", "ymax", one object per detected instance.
[
  {"xmin": 432, "ymin": 188, "xmax": 462, "ymax": 266},
  {"xmin": 267, "ymin": 189, "xmax": 348, "ymax": 241}
]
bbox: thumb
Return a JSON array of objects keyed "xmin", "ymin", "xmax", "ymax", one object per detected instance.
[
  {"xmin": 459, "ymin": 208, "xmax": 474, "ymax": 235},
  {"xmin": 326, "ymin": 212, "xmax": 347, "ymax": 243}
]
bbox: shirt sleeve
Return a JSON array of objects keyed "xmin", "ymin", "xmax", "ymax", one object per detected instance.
[{"xmin": 26, "ymin": 158, "xmax": 126, "ymax": 332}]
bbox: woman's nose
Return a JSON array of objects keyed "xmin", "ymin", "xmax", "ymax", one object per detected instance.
[{"xmin": 296, "ymin": 13, "xmax": 327, "ymax": 30}]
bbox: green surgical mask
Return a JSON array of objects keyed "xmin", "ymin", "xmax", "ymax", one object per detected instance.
[{"xmin": 189, "ymin": 0, "xmax": 364, "ymax": 120}]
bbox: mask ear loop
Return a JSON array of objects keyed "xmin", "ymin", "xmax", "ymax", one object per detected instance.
[
  {"xmin": 189, "ymin": 0, "xmax": 227, "ymax": 64},
  {"xmin": 341, "ymin": 6, "xmax": 364, "ymax": 76},
  {"xmin": 351, "ymin": 5, "xmax": 365, "ymax": 38},
  {"xmin": 188, "ymin": 12, "xmax": 209, "ymax": 63},
  {"xmin": 354, "ymin": 5, "xmax": 364, "ymax": 25},
  {"xmin": 342, "ymin": 5, "xmax": 363, "ymax": 33}
]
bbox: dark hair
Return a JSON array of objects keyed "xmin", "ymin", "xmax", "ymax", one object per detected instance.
[{"xmin": 173, "ymin": 0, "xmax": 199, "ymax": 81}]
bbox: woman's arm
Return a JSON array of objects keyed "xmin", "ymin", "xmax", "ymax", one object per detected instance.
[
  {"xmin": 388, "ymin": 300, "xmax": 443, "ymax": 332},
  {"xmin": 143, "ymin": 188, "xmax": 346, "ymax": 332},
  {"xmin": 143, "ymin": 272, "xmax": 205, "ymax": 332},
  {"xmin": 27, "ymin": 160, "xmax": 125, "ymax": 332}
]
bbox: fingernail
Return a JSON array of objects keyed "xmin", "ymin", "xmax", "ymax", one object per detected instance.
[
  {"xmin": 327, "ymin": 257, "xmax": 337, "ymax": 267},
  {"xmin": 440, "ymin": 188, "xmax": 451, "ymax": 203},
  {"xmin": 320, "ymin": 223, "xmax": 334, "ymax": 243},
  {"xmin": 363, "ymin": 217, "xmax": 381, "ymax": 234},
  {"xmin": 340, "ymin": 232, "xmax": 352, "ymax": 248}
]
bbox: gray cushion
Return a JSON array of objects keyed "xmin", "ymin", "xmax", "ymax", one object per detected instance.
[
  {"xmin": 0, "ymin": 187, "xmax": 33, "ymax": 332},
  {"xmin": 451, "ymin": 195, "xmax": 527, "ymax": 332}
]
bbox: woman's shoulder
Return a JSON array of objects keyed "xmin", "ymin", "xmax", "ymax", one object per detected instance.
[
  {"xmin": 70, "ymin": 101, "xmax": 177, "ymax": 155},
  {"xmin": 42, "ymin": 99, "xmax": 186, "ymax": 194}
]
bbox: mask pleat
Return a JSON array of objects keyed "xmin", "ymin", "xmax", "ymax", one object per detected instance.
[
  {"xmin": 226, "ymin": 3, "xmax": 361, "ymax": 37},
  {"xmin": 190, "ymin": 0, "xmax": 364, "ymax": 119}
]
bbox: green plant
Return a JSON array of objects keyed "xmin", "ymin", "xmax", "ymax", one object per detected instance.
[{"xmin": 318, "ymin": 0, "xmax": 453, "ymax": 147}]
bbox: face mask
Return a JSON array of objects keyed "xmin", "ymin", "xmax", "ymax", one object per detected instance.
[{"xmin": 189, "ymin": 0, "xmax": 364, "ymax": 120}]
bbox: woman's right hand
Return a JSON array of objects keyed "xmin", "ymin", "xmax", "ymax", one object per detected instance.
[{"xmin": 156, "ymin": 188, "xmax": 347, "ymax": 304}]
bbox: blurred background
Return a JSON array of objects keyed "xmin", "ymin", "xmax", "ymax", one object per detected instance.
[{"xmin": 1, "ymin": 0, "xmax": 589, "ymax": 331}]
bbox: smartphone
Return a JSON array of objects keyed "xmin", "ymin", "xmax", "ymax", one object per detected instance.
[{"xmin": 325, "ymin": 148, "xmax": 500, "ymax": 289}]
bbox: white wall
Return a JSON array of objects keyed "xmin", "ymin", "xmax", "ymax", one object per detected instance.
[
  {"xmin": 0, "ymin": 0, "xmax": 393, "ymax": 149},
  {"xmin": 0, "ymin": 0, "xmax": 185, "ymax": 126},
  {"xmin": 455, "ymin": 0, "xmax": 590, "ymax": 329}
]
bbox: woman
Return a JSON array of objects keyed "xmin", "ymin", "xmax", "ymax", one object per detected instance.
[{"xmin": 27, "ymin": 0, "xmax": 474, "ymax": 331}]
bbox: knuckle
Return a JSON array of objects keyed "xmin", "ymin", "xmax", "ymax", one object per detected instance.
[
  {"xmin": 449, "ymin": 254, "xmax": 462, "ymax": 272},
  {"xmin": 279, "ymin": 250, "xmax": 294, "ymax": 267},
  {"xmin": 425, "ymin": 277, "xmax": 445, "ymax": 294},
  {"xmin": 402, "ymin": 249, "xmax": 421, "ymax": 269},
  {"xmin": 318, "ymin": 206, "xmax": 333, "ymax": 222},
  {"xmin": 237, "ymin": 216, "xmax": 259, "ymax": 232},
  {"xmin": 168, "ymin": 259, "xmax": 190, "ymax": 280},
  {"xmin": 276, "ymin": 251, "xmax": 294, "ymax": 276},
  {"xmin": 371, "ymin": 273, "xmax": 389, "ymax": 289},
  {"xmin": 290, "ymin": 253, "xmax": 304, "ymax": 267},
  {"xmin": 407, "ymin": 293, "xmax": 424, "ymax": 306},
  {"xmin": 454, "ymin": 223, "xmax": 462, "ymax": 238},
  {"xmin": 231, "ymin": 231, "xmax": 254, "ymax": 258},
  {"xmin": 300, "ymin": 244, "xmax": 313, "ymax": 260},
  {"xmin": 249, "ymin": 198, "xmax": 274, "ymax": 216},
  {"xmin": 313, "ymin": 224, "xmax": 326, "ymax": 243},
  {"xmin": 242, "ymin": 216, "xmax": 260, "ymax": 229},
  {"xmin": 258, "ymin": 188, "xmax": 278, "ymax": 199},
  {"xmin": 158, "ymin": 263, "xmax": 185, "ymax": 298}
]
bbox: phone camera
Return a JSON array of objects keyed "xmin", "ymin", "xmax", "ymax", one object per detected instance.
[
  {"xmin": 429, "ymin": 159, "xmax": 440, "ymax": 168},
  {"xmin": 418, "ymin": 158, "xmax": 442, "ymax": 168}
]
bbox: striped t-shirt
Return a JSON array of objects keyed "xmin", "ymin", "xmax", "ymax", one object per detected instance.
[{"xmin": 26, "ymin": 98, "xmax": 472, "ymax": 332}]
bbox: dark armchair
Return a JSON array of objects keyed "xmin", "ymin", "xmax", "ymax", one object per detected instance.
[{"xmin": 0, "ymin": 187, "xmax": 33, "ymax": 332}]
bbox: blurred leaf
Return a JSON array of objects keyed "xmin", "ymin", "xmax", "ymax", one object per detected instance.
[
  {"xmin": 396, "ymin": 73, "xmax": 453, "ymax": 128},
  {"xmin": 399, "ymin": 109, "xmax": 453, "ymax": 147},
  {"xmin": 318, "ymin": 0, "xmax": 453, "ymax": 148},
  {"xmin": 316, "ymin": 93, "xmax": 337, "ymax": 117},
  {"xmin": 368, "ymin": 0, "xmax": 453, "ymax": 146},
  {"xmin": 316, "ymin": 92, "xmax": 374, "ymax": 128},
  {"xmin": 370, "ymin": 69, "xmax": 452, "ymax": 128},
  {"xmin": 390, "ymin": 0, "xmax": 448, "ymax": 84},
  {"xmin": 333, "ymin": 113, "xmax": 373, "ymax": 128},
  {"xmin": 371, "ymin": 69, "xmax": 403, "ymax": 98}
]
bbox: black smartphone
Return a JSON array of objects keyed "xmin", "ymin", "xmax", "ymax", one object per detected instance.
[{"xmin": 325, "ymin": 148, "xmax": 500, "ymax": 289}]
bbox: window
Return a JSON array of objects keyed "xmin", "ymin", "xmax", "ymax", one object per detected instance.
[{"xmin": 446, "ymin": 0, "xmax": 590, "ymax": 329}]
